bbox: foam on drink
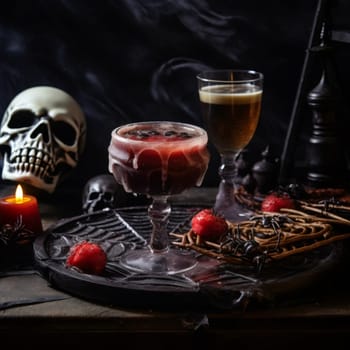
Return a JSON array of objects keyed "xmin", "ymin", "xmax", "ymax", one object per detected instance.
[{"xmin": 199, "ymin": 84, "xmax": 262, "ymax": 105}]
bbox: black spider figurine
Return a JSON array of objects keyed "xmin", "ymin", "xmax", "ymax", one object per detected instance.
[{"xmin": 0, "ymin": 216, "xmax": 36, "ymax": 246}]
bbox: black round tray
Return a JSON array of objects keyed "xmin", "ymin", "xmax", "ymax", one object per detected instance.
[{"xmin": 33, "ymin": 205, "xmax": 344, "ymax": 310}]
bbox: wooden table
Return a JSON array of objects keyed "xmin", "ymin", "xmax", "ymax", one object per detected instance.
[{"xmin": 1, "ymin": 183, "xmax": 350, "ymax": 349}]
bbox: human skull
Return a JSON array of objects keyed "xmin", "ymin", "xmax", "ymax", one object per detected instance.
[
  {"xmin": 0, "ymin": 86, "xmax": 86, "ymax": 193},
  {"xmin": 82, "ymin": 174, "xmax": 120, "ymax": 213}
]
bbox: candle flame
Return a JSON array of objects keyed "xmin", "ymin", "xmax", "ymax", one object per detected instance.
[{"xmin": 15, "ymin": 184, "xmax": 24, "ymax": 203}]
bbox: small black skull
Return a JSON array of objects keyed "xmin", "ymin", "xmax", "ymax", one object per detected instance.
[{"xmin": 82, "ymin": 174, "xmax": 120, "ymax": 213}]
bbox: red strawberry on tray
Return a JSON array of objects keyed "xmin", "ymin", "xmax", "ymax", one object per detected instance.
[
  {"xmin": 191, "ymin": 209, "xmax": 228, "ymax": 241},
  {"xmin": 66, "ymin": 241, "xmax": 107, "ymax": 275},
  {"xmin": 261, "ymin": 191, "xmax": 296, "ymax": 213}
]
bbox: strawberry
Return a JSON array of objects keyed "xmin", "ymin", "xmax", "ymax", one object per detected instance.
[
  {"xmin": 66, "ymin": 241, "xmax": 107, "ymax": 275},
  {"xmin": 191, "ymin": 209, "xmax": 228, "ymax": 241},
  {"xmin": 261, "ymin": 192, "xmax": 295, "ymax": 212}
]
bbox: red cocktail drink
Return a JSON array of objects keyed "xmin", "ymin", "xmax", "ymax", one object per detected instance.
[
  {"xmin": 108, "ymin": 122, "xmax": 209, "ymax": 196},
  {"xmin": 108, "ymin": 121, "xmax": 209, "ymax": 275}
]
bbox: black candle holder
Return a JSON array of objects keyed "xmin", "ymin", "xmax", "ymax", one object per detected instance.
[
  {"xmin": 305, "ymin": 22, "xmax": 347, "ymax": 187},
  {"xmin": 279, "ymin": 0, "xmax": 350, "ymax": 188}
]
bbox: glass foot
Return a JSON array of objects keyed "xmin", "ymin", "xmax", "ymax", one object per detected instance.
[
  {"xmin": 214, "ymin": 200, "xmax": 253, "ymax": 222},
  {"xmin": 120, "ymin": 247, "xmax": 198, "ymax": 275}
]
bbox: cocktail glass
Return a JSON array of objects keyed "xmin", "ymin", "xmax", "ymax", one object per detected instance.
[
  {"xmin": 197, "ymin": 70, "xmax": 263, "ymax": 221},
  {"xmin": 108, "ymin": 121, "xmax": 209, "ymax": 274}
]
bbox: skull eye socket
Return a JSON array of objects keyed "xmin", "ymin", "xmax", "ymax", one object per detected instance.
[
  {"xmin": 88, "ymin": 192, "xmax": 99, "ymax": 200},
  {"xmin": 52, "ymin": 120, "xmax": 77, "ymax": 146},
  {"xmin": 8, "ymin": 110, "xmax": 37, "ymax": 128},
  {"xmin": 103, "ymin": 193, "xmax": 113, "ymax": 201}
]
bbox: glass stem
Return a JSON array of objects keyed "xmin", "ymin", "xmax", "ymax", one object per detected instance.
[
  {"xmin": 219, "ymin": 152, "xmax": 238, "ymax": 186},
  {"xmin": 148, "ymin": 196, "xmax": 171, "ymax": 253},
  {"xmin": 214, "ymin": 151, "xmax": 250, "ymax": 221}
]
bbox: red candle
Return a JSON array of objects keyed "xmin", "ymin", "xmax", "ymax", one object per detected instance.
[{"xmin": 0, "ymin": 184, "xmax": 43, "ymax": 236}]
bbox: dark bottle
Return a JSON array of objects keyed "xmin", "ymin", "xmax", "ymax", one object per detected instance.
[{"xmin": 252, "ymin": 146, "xmax": 279, "ymax": 194}]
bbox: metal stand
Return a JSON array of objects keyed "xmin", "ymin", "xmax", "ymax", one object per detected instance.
[
  {"xmin": 306, "ymin": 22, "xmax": 347, "ymax": 186},
  {"xmin": 279, "ymin": 0, "xmax": 349, "ymax": 187}
]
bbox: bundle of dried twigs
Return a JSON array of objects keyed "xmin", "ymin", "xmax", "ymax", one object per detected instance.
[{"xmin": 171, "ymin": 200, "xmax": 350, "ymax": 271}]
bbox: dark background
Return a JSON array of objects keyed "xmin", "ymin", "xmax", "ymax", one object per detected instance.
[{"xmin": 0, "ymin": 0, "xmax": 349, "ymax": 195}]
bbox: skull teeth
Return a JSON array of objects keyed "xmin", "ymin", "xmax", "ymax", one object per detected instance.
[{"xmin": 8, "ymin": 147, "xmax": 55, "ymax": 179}]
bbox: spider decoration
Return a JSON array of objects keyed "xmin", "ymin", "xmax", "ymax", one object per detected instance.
[
  {"xmin": 253, "ymin": 214, "xmax": 296, "ymax": 250},
  {"xmin": 219, "ymin": 223, "xmax": 266, "ymax": 270},
  {"xmin": 173, "ymin": 214, "xmax": 300, "ymax": 273},
  {"xmin": 0, "ymin": 216, "xmax": 36, "ymax": 246},
  {"xmin": 172, "ymin": 208, "xmax": 342, "ymax": 273},
  {"xmin": 319, "ymin": 197, "xmax": 350, "ymax": 214},
  {"xmin": 218, "ymin": 215, "xmax": 296, "ymax": 273},
  {"xmin": 298, "ymin": 196, "xmax": 350, "ymax": 224}
]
